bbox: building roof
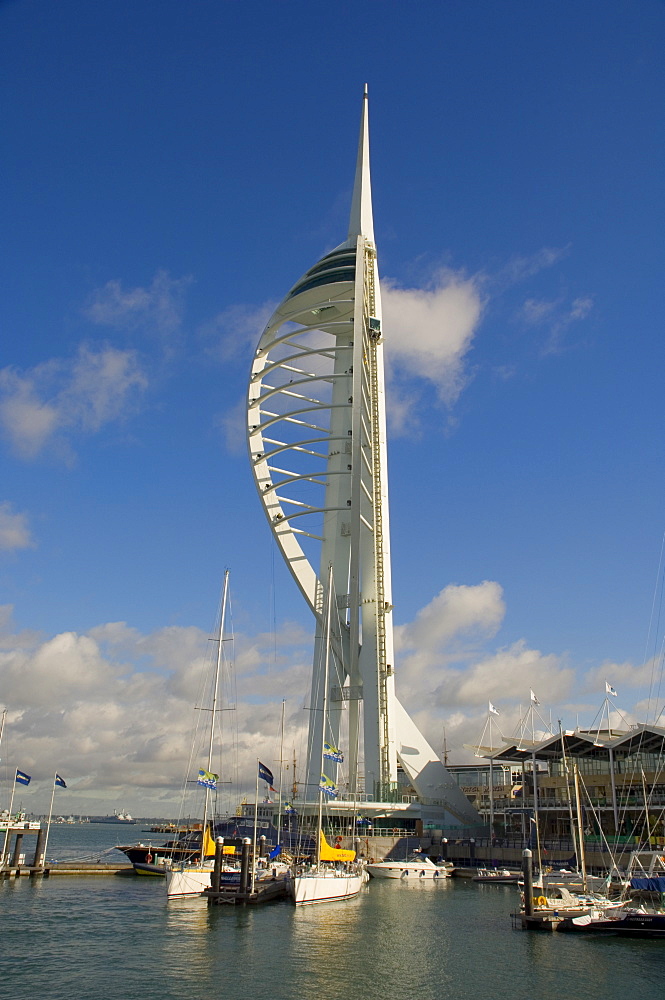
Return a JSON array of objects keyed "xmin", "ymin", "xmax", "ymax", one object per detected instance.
[{"xmin": 475, "ymin": 723, "xmax": 665, "ymax": 764}]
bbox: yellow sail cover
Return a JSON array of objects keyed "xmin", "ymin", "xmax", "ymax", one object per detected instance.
[
  {"xmin": 202, "ymin": 825, "xmax": 216, "ymax": 858},
  {"xmin": 318, "ymin": 829, "xmax": 356, "ymax": 862},
  {"xmin": 203, "ymin": 826, "xmax": 236, "ymax": 857}
]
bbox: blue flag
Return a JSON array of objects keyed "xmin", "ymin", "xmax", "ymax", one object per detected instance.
[
  {"xmin": 55, "ymin": 774, "xmax": 67, "ymax": 788},
  {"xmin": 258, "ymin": 762, "xmax": 275, "ymax": 790},
  {"xmin": 197, "ymin": 769, "xmax": 218, "ymax": 789},
  {"xmin": 323, "ymin": 742, "xmax": 344, "ymax": 763},
  {"xmin": 15, "ymin": 769, "xmax": 31, "ymax": 786}
]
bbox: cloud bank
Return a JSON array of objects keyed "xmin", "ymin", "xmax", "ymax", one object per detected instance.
[{"xmin": 0, "ymin": 580, "xmax": 655, "ymax": 814}]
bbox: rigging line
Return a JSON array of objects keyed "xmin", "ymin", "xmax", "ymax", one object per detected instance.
[
  {"xmin": 650, "ymin": 631, "xmax": 665, "ymax": 726},
  {"xmin": 577, "ymin": 771, "xmax": 622, "ymax": 872},
  {"xmin": 644, "ymin": 529, "xmax": 665, "ymax": 723},
  {"xmin": 221, "ymin": 577, "xmax": 239, "ymax": 810}
]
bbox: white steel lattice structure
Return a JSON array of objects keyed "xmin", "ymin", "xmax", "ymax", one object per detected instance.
[{"xmin": 247, "ymin": 89, "xmax": 479, "ymax": 825}]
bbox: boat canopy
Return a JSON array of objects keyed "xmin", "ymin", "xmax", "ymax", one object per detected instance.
[{"xmin": 630, "ymin": 877, "xmax": 665, "ymax": 892}]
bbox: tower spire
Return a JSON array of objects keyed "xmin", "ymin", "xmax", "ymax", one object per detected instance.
[{"xmin": 347, "ymin": 84, "xmax": 374, "ymax": 243}]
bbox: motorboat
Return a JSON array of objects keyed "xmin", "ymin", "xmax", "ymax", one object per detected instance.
[
  {"xmin": 472, "ymin": 867, "xmax": 520, "ymax": 884},
  {"xmin": 558, "ymin": 906, "xmax": 665, "ymax": 936},
  {"xmin": 366, "ymin": 853, "xmax": 453, "ymax": 880}
]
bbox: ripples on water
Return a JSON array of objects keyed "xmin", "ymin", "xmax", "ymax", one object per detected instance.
[{"xmin": 1, "ymin": 827, "xmax": 663, "ymax": 1000}]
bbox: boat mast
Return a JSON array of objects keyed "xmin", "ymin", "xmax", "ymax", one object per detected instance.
[
  {"xmin": 573, "ymin": 762, "xmax": 587, "ymax": 892},
  {"xmin": 316, "ymin": 564, "xmax": 335, "ymax": 868},
  {"xmin": 558, "ymin": 719, "xmax": 580, "ymax": 873},
  {"xmin": 201, "ymin": 570, "xmax": 229, "ymax": 852}
]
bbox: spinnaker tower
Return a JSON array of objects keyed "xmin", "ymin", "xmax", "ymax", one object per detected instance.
[{"xmin": 247, "ymin": 88, "xmax": 479, "ymax": 827}]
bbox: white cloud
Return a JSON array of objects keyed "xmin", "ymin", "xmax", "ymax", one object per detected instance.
[
  {"xmin": 0, "ymin": 581, "xmax": 655, "ymax": 810},
  {"xmin": 518, "ymin": 294, "xmax": 594, "ymax": 355},
  {"xmin": 0, "ymin": 502, "xmax": 34, "ymax": 551},
  {"xmin": 396, "ymin": 581, "xmax": 505, "ymax": 656},
  {"xmin": 497, "ymin": 245, "xmax": 571, "ymax": 286},
  {"xmin": 84, "ymin": 270, "xmax": 192, "ymax": 338},
  {"xmin": 215, "ymin": 396, "xmax": 247, "ymax": 455},
  {"xmin": 200, "ymin": 301, "xmax": 276, "ymax": 363},
  {"xmin": 394, "ymin": 582, "xmax": 572, "ymax": 713},
  {"xmin": 0, "ymin": 343, "xmax": 148, "ymax": 460},
  {"xmin": 382, "ymin": 269, "xmax": 484, "ymax": 429}
]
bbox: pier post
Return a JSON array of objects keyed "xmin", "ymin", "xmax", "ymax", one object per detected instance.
[
  {"xmin": 239, "ymin": 838, "xmax": 251, "ymax": 895},
  {"xmin": 522, "ymin": 849, "xmax": 533, "ymax": 916},
  {"xmin": 211, "ymin": 837, "xmax": 224, "ymax": 893},
  {"xmin": 440, "ymin": 838, "xmax": 448, "ymax": 861},
  {"xmin": 11, "ymin": 833, "xmax": 24, "ymax": 868},
  {"xmin": 32, "ymin": 828, "xmax": 46, "ymax": 871},
  {"xmin": 259, "ymin": 835, "xmax": 266, "ymax": 858}
]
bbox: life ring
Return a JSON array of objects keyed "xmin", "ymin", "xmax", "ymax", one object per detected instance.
[
  {"xmin": 535, "ymin": 895, "xmax": 547, "ymax": 907},
  {"xmin": 146, "ymin": 853, "xmax": 153, "ymax": 863}
]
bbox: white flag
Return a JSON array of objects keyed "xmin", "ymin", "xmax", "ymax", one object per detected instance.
[
  {"xmin": 489, "ymin": 701, "xmax": 499, "ymax": 716},
  {"xmin": 605, "ymin": 681, "xmax": 618, "ymax": 697},
  {"xmin": 530, "ymin": 689, "xmax": 540, "ymax": 705}
]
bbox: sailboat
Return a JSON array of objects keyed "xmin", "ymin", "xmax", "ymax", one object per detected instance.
[
  {"xmin": 289, "ymin": 567, "xmax": 367, "ymax": 905},
  {"xmin": 166, "ymin": 571, "xmax": 238, "ymax": 899}
]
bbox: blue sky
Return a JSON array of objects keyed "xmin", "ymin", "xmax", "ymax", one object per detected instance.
[{"xmin": 1, "ymin": 0, "xmax": 665, "ymax": 813}]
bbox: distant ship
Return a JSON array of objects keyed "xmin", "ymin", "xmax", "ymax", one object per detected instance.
[{"xmin": 89, "ymin": 811, "xmax": 136, "ymax": 825}]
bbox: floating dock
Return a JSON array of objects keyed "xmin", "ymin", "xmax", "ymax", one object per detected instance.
[
  {"xmin": 203, "ymin": 877, "xmax": 290, "ymax": 906},
  {"xmin": 1, "ymin": 862, "xmax": 134, "ymax": 877}
]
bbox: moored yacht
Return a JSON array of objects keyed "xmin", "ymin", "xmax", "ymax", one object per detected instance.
[{"xmin": 366, "ymin": 852, "xmax": 453, "ymax": 880}]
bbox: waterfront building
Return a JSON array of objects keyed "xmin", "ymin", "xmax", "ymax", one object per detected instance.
[{"xmin": 455, "ymin": 723, "xmax": 665, "ymax": 847}]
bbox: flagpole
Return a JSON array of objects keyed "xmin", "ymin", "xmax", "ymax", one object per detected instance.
[
  {"xmin": 1, "ymin": 771, "xmax": 18, "ymax": 867},
  {"xmin": 277, "ymin": 700, "xmax": 285, "ymax": 852},
  {"xmin": 252, "ymin": 761, "xmax": 259, "ymax": 893},
  {"xmin": 42, "ymin": 773, "xmax": 58, "ymax": 865},
  {"xmin": 488, "ymin": 714, "xmax": 494, "ymax": 840}
]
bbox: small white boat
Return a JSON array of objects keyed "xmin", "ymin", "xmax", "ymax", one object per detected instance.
[
  {"xmin": 366, "ymin": 853, "xmax": 453, "ymax": 880},
  {"xmin": 290, "ymin": 865, "xmax": 368, "ymax": 905},
  {"xmin": 166, "ymin": 862, "xmax": 217, "ymax": 898},
  {"xmin": 472, "ymin": 868, "xmax": 520, "ymax": 884}
]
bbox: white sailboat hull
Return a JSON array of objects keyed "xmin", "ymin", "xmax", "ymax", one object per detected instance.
[
  {"xmin": 166, "ymin": 861, "xmax": 290, "ymax": 899},
  {"xmin": 290, "ymin": 869, "xmax": 366, "ymax": 905},
  {"xmin": 165, "ymin": 865, "xmax": 213, "ymax": 898}
]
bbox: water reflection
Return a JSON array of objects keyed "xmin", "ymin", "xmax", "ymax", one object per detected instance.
[{"xmin": 2, "ymin": 869, "xmax": 664, "ymax": 1000}]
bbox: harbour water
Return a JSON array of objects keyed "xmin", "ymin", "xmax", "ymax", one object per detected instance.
[{"xmin": 1, "ymin": 825, "xmax": 663, "ymax": 1000}]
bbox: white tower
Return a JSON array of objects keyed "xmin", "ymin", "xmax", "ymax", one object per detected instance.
[{"xmin": 247, "ymin": 89, "xmax": 479, "ymax": 825}]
